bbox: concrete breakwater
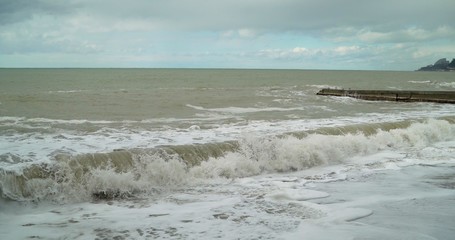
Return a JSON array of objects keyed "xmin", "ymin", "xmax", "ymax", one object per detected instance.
[{"xmin": 317, "ymin": 89, "xmax": 455, "ymax": 104}]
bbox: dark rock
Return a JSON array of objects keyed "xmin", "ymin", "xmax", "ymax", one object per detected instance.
[
  {"xmin": 449, "ymin": 59, "xmax": 455, "ymax": 68},
  {"xmin": 434, "ymin": 58, "xmax": 449, "ymax": 67},
  {"xmin": 417, "ymin": 58, "xmax": 455, "ymax": 71}
]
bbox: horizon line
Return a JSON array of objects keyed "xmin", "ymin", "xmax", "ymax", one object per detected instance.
[{"xmin": 0, "ymin": 67, "xmax": 415, "ymax": 72}]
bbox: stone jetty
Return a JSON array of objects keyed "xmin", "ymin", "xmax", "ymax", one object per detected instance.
[{"xmin": 317, "ymin": 89, "xmax": 455, "ymax": 104}]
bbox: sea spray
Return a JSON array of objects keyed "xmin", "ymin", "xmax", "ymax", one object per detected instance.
[
  {"xmin": 1, "ymin": 119, "xmax": 454, "ymax": 203},
  {"xmin": 190, "ymin": 119, "xmax": 455, "ymax": 179}
]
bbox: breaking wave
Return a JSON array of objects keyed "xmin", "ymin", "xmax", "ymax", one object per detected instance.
[
  {"xmin": 186, "ymin": 104, "xmax": 305, "ymax": 114},
  {"xmin": 408, "ymin": 80, "xmax": 455, "ymax": 89},
  {"xmin": 1, "ymin": 118, "xmax": 454, "ymax": 203}
]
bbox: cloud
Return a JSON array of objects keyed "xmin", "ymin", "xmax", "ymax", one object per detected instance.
[
  {"xmin": 0, "ymin": 0, "xmax": 76, "ymax": 24},
  {"xmin": 90, "ymin": 0, "xmax": 453, "ymax": 32},
  {"xmin": 251, "ymin": 44, "xmax": 453, "ymax": 70},
  {"xmin": 221, "ymin": 29, "xmax": 260, "ymax": 39},
  {"xmin": 1, "ymin": 0, "xmax": 454, "ymax": 69},
  {"xmin": 256, "ymin": 45, "xmax": 363, "ymax": 61},
  {"xmin": 0, "ymin": 13, "xmax": 104, "ymax": 54},
  {"xmin": 3, "ymin": 0, "xmax": 454, "ymax": 31},
  {"xmin": 3, "ymin": 0, "xmax": 454, "ymax": 38},
  {"xmin": 329, "ymin": 26, "xmax": 455, "ymax": 43}
]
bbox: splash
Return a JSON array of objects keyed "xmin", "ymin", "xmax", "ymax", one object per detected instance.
[{"xmin": 0, "ymin": 119, "xmax": 454, "ymax": 203}]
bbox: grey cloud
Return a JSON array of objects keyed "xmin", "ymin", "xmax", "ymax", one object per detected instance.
[
  {"xmin": 2, "ymin": 0, "xmax": 454, "ymax": 34},
  {"xmin": 326, "ymin": 26, "xmax": 455, "ymax": 44},
  {"xmin": 74, "ymin": 0, "xmax": 455, "ymax": 32},
  {"xmin": 0, "ymin": 0, "xmax": 38, "ymax": 24},
  {"xmin": 1, "ymin": 0, "xmax": 454, "ymax": 69},
  {"xmin": 0, "ymin": 0, "xmax": 77, "ymax": 24},
  {"xmin": 252, "ymin": 44, "xmax": 428, "ymax": 70}
]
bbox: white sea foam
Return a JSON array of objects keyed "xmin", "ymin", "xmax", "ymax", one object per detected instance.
[
  {"xmin": 439, "ymin": 81, "xmax": 455, "ymax": 88},
  {"xmin": 2, "ymin": 106, "xmax": 455, "ymax": 171},
  {"xmin": 48, "ymin": 90, "xmax": 87, "ymax": 94},
  {"xmin": 189, "ymin": 119, "xmax": 455, "ymax": 180},
  {"xmin": 306, "ymin": 84, "xmax": 343, "ymax": 89},
  {"xmin": 408, "ymin": 80, "xmax": 455, "ymax": 89},
  {"xmin": 186, "ymin": 104, "xmax": 306, "ymax": 114},
  {"xmin": 2, "ymin": 145, "xmax": 454, "ymax": 239},
  {"xmin": 408, "ymin": 80, "xmax": 432, "ymax": 84},
  {"xmin": 1, "ymin": 118, "xmax": 453, "ymax": 204}
]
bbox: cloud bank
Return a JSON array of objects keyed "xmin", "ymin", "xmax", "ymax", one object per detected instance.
[{"xmin": 1, "ymin": 0, "xmax": 454, "ymax": 69}]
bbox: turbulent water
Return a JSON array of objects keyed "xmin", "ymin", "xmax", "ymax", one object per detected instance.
[{"xmin": 1, "ymin": 69, "xmax": 455, "ymax": 239}]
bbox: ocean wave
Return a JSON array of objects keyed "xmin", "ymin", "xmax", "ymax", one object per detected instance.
[
  {"xmin": 0, "ymin": 116, "xmax": 115, "ymax": 125},
  {"xmin": 48, "ymin": 90, "xmax": 88, "ymax": 94},
  {"xmin": 1, "ymin": 118, "xmax": 454, "ymax": 203},
  {"xmin": 439, "ymin": 82, "xmax": 455, "ymax": 89},
  {"xmin": 408, "ymin": 80, "xmax": 455, "ymax": 89},
  {"xmin": 2, "ymin": 112, "xmax": 455, "ymax": 169},
  {"xmin": 305, "ymin": 84, "xmax": 343, "ymax": 90},
  {"xmin": 408, "ymin": 80, "xmax": 432, "ymax": 84},
  {"xmin": 186, "ymin": 104, "xmax": 306, "ymax": 114}
]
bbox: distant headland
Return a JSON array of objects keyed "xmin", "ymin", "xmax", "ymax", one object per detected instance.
[{"xmin": 417, "ymin": 58, "xmax": 455, "ymax": 71}]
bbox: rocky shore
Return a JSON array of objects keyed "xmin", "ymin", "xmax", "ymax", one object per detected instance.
[{"xmin": 417, "ymin": 58, "xmax": 455, "ymax": 71}]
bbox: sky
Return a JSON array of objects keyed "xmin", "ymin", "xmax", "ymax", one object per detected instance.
[{"xmin": 0, "ymin": 0, "xmax": 454, "ymax": 70}]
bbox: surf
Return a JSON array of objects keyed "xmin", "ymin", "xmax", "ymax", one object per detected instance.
[{"xmin": 1, "ymin": 118, "xmax": 453, "ymax": 203}]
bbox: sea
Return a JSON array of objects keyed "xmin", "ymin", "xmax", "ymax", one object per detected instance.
[{"xmin": 0, "ymin": 69, "xmax": 455, "ymax": 239}]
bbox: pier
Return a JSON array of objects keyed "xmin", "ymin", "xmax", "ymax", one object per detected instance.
[{"xmin": 317, "ymin": 89, "xmax": 455, "ymax": 104}]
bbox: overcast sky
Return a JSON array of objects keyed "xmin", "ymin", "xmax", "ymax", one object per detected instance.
[{"xmin": 1, "ymin": 0, "xmax": 454, "ymax": 70}]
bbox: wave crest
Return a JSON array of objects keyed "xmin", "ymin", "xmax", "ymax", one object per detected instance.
[{"xmin": 1, "ymin": 118, "xmax": 454, "ymax": 203}]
